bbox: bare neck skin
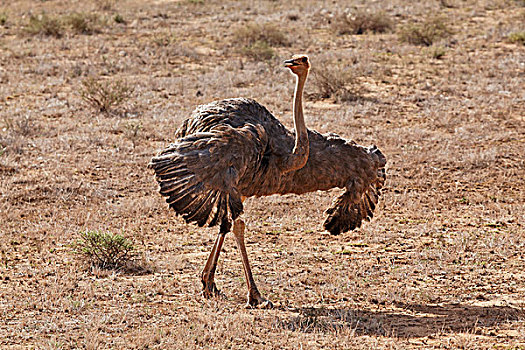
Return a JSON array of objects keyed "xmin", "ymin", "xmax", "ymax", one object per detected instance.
[{"xmin": 282, "ymin": 71, "xmax": 309, "ymax": 173}]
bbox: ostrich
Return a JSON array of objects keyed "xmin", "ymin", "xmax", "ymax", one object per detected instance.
[{"xmin": 149, "ymin": 55, "xmax": 386, "ymax": 308}]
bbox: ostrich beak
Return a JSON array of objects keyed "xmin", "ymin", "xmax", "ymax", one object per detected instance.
[{"xmin": 284, "ymin": 59, "xmax": 297, "ymax": 67}]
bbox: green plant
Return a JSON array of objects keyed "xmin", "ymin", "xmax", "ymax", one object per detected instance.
[
  {"xmin": 74, "ymin": 230, "xmax": 135, "ymax": 269},
  {"xmin": 80, "ymin": 77, "xmax": 133, "ymax": 114},
  {"xmin": 0, "ymin": 12, "xmax": 7, "ymax": 26},
  {"xmin": 399, "ymin": 17, "xmax": 452, "ymax": 46},
  {"xmin": 26, "ymin": 13, "xmax": 63, "ymax": 37},
  {"xmin": 333, "ymin": 10, "xmax": 393, "ymax": 35},
  {"xmin": 113, "ymin": 13, "xmax": 126, "ymax": 24},
  {"xmin": 507, "ymin": 32, "xmax": 525, "ymax": 45}
]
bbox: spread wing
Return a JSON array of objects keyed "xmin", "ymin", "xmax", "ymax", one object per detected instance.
[
  {"xmin": 149, "ymin": 123, "xmax": 267, "ymax": 230},
  {"xmin": 324, "ymin": 146, "xmax": 386, "ymax": 235}
]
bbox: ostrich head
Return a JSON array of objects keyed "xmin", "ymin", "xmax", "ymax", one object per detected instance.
[{"xmin": 284, "ymin": 55, "xmax": 310, "ymax": 75}]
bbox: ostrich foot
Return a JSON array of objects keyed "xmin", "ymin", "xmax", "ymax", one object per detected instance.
[
  {"xmin": 246, "ymin": 292, "xmax": 274, "ymax": 309},
  {"xmin": 202, "ymin": 282, "xmax": 222, "ymax": 299}
]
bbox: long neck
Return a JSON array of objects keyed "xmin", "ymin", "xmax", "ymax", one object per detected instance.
[
  {"xmin": 281, "ymin": 71, "xmax": 309, "ymax": 174},
  {"xmin": 293, "ymin": 72, "xmax": 308, "ymax": 138}
]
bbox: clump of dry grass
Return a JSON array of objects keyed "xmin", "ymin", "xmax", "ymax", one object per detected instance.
[
  {"xmin": 123, "ymin": 120, "xmax": 143, "ymax": 149},
  {"xmin": 311, "ymin": 65, "xmax": 358, "ymax": 103},
  {"xmin": 2, "ymin": 114, "xmax": 38, "ymax": 137},
  {"xmin": 80, "ymin": 77, "xmax": 133, "ymax": 114},
  {"xmin": 25, "ymin": 12, "xmax": 104, "ymax": 37},
  {"xmin": 507, "ymin": 31, "xmax": 525, "ymax": 45},
  {"xmin": 64, "ymin": 12, "xmax": 101, "ymax": 35},
  {"xmin": 26, "ymin": 13, "xmax": 63, "ymax": 37},
  {"xmin": 399, "ymin": 17, "xmax": 453, "ymax": 46},
  {"xmin": 233, "ymin": 22, "xmax": 289, "ymax": 60},
  {"xmin": 333, "ymin": 10, "xmax": 393, "ymax": 35}
]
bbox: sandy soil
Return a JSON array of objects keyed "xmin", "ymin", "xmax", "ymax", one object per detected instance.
[{"xmin": 1, "ymin": 0, "xmax": 524, "ymax": 348}]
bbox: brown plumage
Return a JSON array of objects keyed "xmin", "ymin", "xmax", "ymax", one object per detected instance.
[{"xmin": 149, "ymin": 55, "xmax": 386, "ymax": 308}]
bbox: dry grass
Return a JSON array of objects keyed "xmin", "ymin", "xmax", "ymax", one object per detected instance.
[
  {"xmin": 233, "ymin": 22, "xmax": 290, "ymax": 60},
  {"xmin": 399, "ymin": 16, "xmax": 453, "ymax": 46},
  {"xmin": 1, "ymin": 0, "xmax": 524, "ymax": 349},
  {"xmin": 25, "ymin": 13, "xmax": 64, "ymax": 37},
  {"xmin": 508, "ymin": 31, "xmax": 525, "ymax": 45},
  {"xmin": 333, "ymin": 10, "xmax": 393, "ymax": 35},
  {"xmin": 311, "ymin": 65, "xmax": 358, "ymax": 103}
]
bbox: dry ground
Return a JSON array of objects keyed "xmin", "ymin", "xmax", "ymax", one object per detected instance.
[{"xmin": 1, "ymin": 0, "xmax": 524, "ymax": 348}]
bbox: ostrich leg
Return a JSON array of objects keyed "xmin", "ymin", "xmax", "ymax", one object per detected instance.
[
  {"xmin": 232, "ymin": 218, "xmax": 273, "ymax": 308},
  {"xmin": 201, "ymin": 228, "xmax": 227, "ymax": 298}
]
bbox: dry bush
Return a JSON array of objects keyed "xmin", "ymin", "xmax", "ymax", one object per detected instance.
[
  {"xmin": 240, "ymin": 40, "xmax": 276, "ymax": 60},
  {"xmin": 25, "ymin": 12, "xmax": 104, "ymax": 37},
  {"xmin": 333, "ymin": 10, "xmax": 393, "ymax": 35},
  {"xmin": 80, "ymin": 77, "xmax": 133, "ymax": 114},
  {"xmin": 233, "ymin": 22, "xmax": 289, "ymax": 60},
  {"xmin": 2, "ymin": 114, "xmax": 38, "ymax": 137},
  {"xmin": 234, "ymin": 22, "xmax": 289, "ymax": 46},
  {"xmin": 26, "ymin": 13, "xmax": 63, "ymax": 37},
  {"xmin": 399, "ymin": 17, "xmax": 453, "ymax": 46},
  {"xmin": 507, "ymin": 32, "xmax": 525, "ymax": 45},
  {"xmin": 74, "ymin": 230, "xmax": 135, "ymax": 269},
  {"xmin": 64, "ymin": 12, "xmax": 101, "ymax": 35},
  {"xmin": 123, "ymin": 120, "xmax": 143, "ymax": 148},
  {"xmin": 430, "ymin": 46, "xmax": 446, "ymax": 59},
  {"xmin": 113, "ymin": 13, "xmax": 126, "ymax": 24},
  {"xmin": 311, "ymin": 65, "xmax": 358, "ymax": 103}
]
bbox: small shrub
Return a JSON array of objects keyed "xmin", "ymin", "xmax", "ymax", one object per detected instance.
[
  {"xmin": 333, "ymin": 10, "xmax": 393, "ymax": 35},
  {"xmin": 399, "ymin": 17, "xmax": 452, "ymax": 46},
  {"xmin": 2, "ymin": 115, "xmax": 37, "ymax": 137},
  {"xmin": 64, "ymin": 12, "xmax": 100, "ymax": 35},
  {"xmin": 0, "ymin": 12, "xmax": 7, "ymax": 26},
  {"xmin": 80, "ymin": 77, "xmax": 133, "ymax": 114},
  {"xmin": 234, "ymin": 22, "xmax": 289, "ymax": 47},
  {"xmin": 95, "ymin": 0, "xmax": 115, "ymax": 11},
  {"xmin": 234, "ymin": 22, "xmax": 289, "ymax": 60},
  {"xmin": 74, "ymin": 230, "xmax": 135, "ymax": 269},
  {"xmin": 124, "ymin": 120, "xmax": 143, "ymax": 148},
  {"xmin": 430, "ymin": 46, "xmax": 446, "ymax": 59},
  {"xmin": 507, "ymin": 32, "xmax": 525, "ymax": 45},
  {"xmin": 113, "ymin": 13, "xmax": 126, "ymax": 24},
  {"xmin": 312, "ymin": 66, "xmax": 357, "ymax": 103},
  {"xmin": 240, "ymin": 40, "xmax": 276, "ymax": 60},
  {"xmin": 152, "ymin": 31, "xmax": 176, "ymax": 47},
  {"xmin": 26, "ymin": 13, "xmax": 63, "ymax": 37}
]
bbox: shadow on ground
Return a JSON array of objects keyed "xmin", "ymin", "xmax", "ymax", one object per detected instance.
[{"xmin": 277, "ymin": 302, "xmax": 524, "ymax": 337}]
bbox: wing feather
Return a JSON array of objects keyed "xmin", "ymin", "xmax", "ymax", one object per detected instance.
[{"xmin": 150, "ymin": 123, "xmax": 267, "ymax": 229}]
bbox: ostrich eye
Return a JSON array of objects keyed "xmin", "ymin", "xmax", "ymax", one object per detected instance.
[{"xmin": 301, "ymin": 57, "xmax": 307, "ymax": 63}]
